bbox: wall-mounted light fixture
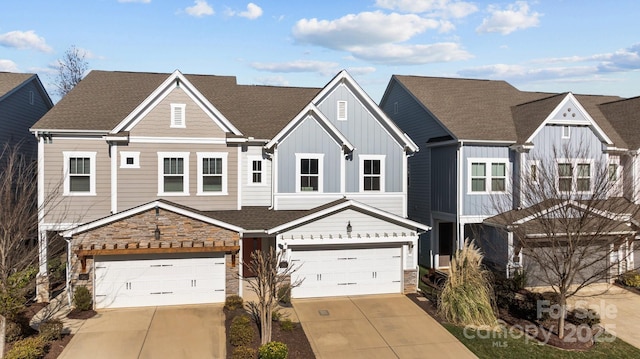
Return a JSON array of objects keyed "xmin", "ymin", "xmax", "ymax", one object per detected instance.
[
  {"xmin": 346, "ymin": 221, "xmax": 352, "ymax": 236},
  {"xmin": 155, "ymin": 206, "xmax": 159, "ymax": 218},
  {"xmin": 154, "ymin": 224, "xmax": 161, "ymax": 240}
]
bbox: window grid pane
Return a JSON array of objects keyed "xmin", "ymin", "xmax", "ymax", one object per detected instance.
[
  {"xmin": 252, "ymin": 160, "xmax": 262, "ymax": 184},
  {"xmin": 363, "ymin": 159, "xmax": 381, "ymax": 191},
  {"xmin": 69, "ymin": 157, "xmax": 91, "ymax": 192}
]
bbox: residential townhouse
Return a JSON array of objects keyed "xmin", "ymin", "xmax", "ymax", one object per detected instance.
[
  {"xmin": 31, "ymin": 70, "xmax": 428, "ymax": 308},
  {"xmin": 0, "ymin": 72, "xmax": 52, "ymax": 158},
  {"xmin": 381, "ymin": 75, "xmax": 640, "ymax": 283}
]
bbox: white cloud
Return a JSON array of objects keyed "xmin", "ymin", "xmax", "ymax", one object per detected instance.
[
  {"xmin": 251, "ymin": 60, "xmax": 340, "ymax": 76},
  {"xmin": 185, "ymin": 0, "xmax": 214, "ymax": 17},
  {"xmin": 293, "ymin": 11, "xmax": 442, "ymax": 50},
  {"xmin": 118, "ymin": 0, "xmax": 151, "ymax": 3},
  {"xmin": 350, "ymin": 42, "xmax": 472, "ymax": 65},
  {"xmin": 459, "ymin": 64, "xmax": 595, "ymax": 81},
  {"xmin": 0, "ymin": 30, "xmax": 53, "ymax": 53},
  {"xmin": 476, "ymin": 1, "xmax": 541, "ymax": 35},
  {"xmin": 239, "ymin": 3, "xmax": 263, "ymax": 19},
  {"xmin": 375, "ymin": 0, "xmax": 477, "ymax": 18},
  {"xmin": 254, "ymin": 76, "xmax": 290, "ymax": 86},
  {"xmin": 0, "ymin": 59, "xmax": 19, "ymax": 72},
  {"xmin": 346, "ymin": 66, "xmax": 376, "ymax": 76}
]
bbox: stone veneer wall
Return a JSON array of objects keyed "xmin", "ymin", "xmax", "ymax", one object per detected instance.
[
  {"xmin": 69, "ymin": 208, "xmax": 240, "ymax": 306},
  {"xmin": 403, "ymin": 269, "xmax": 417, "ymax": 294}
]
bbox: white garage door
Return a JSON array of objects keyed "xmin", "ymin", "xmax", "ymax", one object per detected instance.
[
  {"xmin": 290, "ymin": 247, "xmax": 402, "ymax": 298},
  {"xmin": 94, "ymin": 254, "xmax": 226, "ymax": 309}
]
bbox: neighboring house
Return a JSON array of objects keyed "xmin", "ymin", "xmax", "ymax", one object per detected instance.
[
  {"xmin": 0, "ymin": 72, "xmax": 53, "ymax": 158},
  {"xmin": 380, "ymin": 75, "xmax": 640, "ymax": 282},
  {"xmin": 31, "ymin": 70, "xmax": 428, "ymax": 308}
]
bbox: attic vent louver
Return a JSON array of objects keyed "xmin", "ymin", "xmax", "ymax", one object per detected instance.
[{"xmin": 337, "ymin": 101, "xmax": 347, "ymax": 121}]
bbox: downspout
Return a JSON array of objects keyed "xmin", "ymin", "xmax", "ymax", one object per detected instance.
[
  {"xmin": 457, "ymin": 141, "xmax": 464, "ymax": 250},
  {"xmin": 65, "ymin": 237, "xmax": 72, "ymax": 306}
]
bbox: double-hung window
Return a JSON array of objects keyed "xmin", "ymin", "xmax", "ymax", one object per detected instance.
[
  {"xmin": 557, "ymin": 160, "xmax": 592, "ymax": 193},
  {"xmin": 63, "ymin": 151, "xmax": 96, "ymax": 196},
  {"xmin": 158, "ymin": 152, "xmax": 189, "ymax": 195},
  {"xmin": 197, "ymin": 152, "xmax": 227, "ymax": 195},
  {"xmin": 360, "ymin": 155, "xmax": 385, "ymax": 192},
  {"xmin": 468, "ymin": 159, "xmax": 508, "ymax": 194},
  {"xmin": 247, "ymin": 156, "xmax": 264, "ymax": 185},
  {"xmin": 296, "ymin": 154, "xmax": 323, "ymax": 192}
]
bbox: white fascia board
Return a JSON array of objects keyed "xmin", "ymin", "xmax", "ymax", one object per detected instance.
[
  {"xmin": 265, "ymin": 104, "xmax": 355, "ymax": 151},
  {"xmin": 314, "ymin": 70, "xmax": 419, "ymax": 152},
  {"xmin": 111, "ymin": 70, "xmax": 242, "ymax": 136},
  {"xmin": 525, "ymin": 93, "xmax": 613, "ymax": 145},
  {"xmin": 267, "ymin": 199, "xmax": 431, "ymax": 234},
  {"xmin": 61, "ymin": 200, "xmax": 244, "ymax": 237}
]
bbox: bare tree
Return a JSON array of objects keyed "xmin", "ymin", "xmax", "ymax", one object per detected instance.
[
  {"xmin": 54, "ymin": 45, "xmax": 88, "ymax": 98},
  {"xmin": 487, "ymin": 142, "xmax": 638, "ymax": 339},
  {"xmin": 243, "ymin": 247, "xmax": 302, "ymax": 345}
]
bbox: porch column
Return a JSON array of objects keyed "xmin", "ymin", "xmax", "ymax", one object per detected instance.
[{"xmin": 36, "ymin": 230, "xmax": 49, "ymax": 302}]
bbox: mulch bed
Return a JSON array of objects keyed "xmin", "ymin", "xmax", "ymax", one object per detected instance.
[
  {"xmin": 66, "ymin": 308, "xmax": 97, "ymax": 319},
  {"xmin": 614, "ymin": 282, "xmax": 640, "ymax": 295},
  {"xmin": 224, "ymin": 307, "xmax": 315, "ymax": 358},
  {"xmin": 407, "ymin": 292, "xmax": 597, "ymax": 351}
]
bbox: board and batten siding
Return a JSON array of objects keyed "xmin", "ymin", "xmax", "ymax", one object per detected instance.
[
  {"xmin": 431, "ymin": 145, "xmax": 457, "ymax": 215},
  {"xmin": 1, "ymin": 79, "xmax": 50, "ymax": 159},
  {"xmin": 277, "ymin": 115, "xmax": 342, "ymax": 193},
  {"xmin": 461, "ymin": 145, "xmax": 512, "ymax": 217},
  {"xmin": 241, "ymin": 145, "xmax": 271, "ymax": 206},
  {"xmin": 316, "ymin": 83, "xmax": 405, "ymax": 193},
  {"xmin": 526, "ymin": 125, "xmax": 606, "ymax": 164},
  {"xmin": 128, "ymin": 87, "xmax": 228, "ymax": 138},
  {"xmin": 380, "ymin": 80, "xmax": 450, "ymax": 226},
  {"xmin": 42, "ymin": 137, "xmax": 111, "ymax": 224},
  {"xmin": 117, "ymin": 142, "xmax": 238, "ymax": 211}
]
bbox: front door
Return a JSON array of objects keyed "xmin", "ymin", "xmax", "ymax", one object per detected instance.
[
  {"xmin": 438, "ymin": 222, "xmax": 454, "ymax": 268},
  {"xmin": 242, "ymin": 237, "xmax": 262, "ymax": 277}
]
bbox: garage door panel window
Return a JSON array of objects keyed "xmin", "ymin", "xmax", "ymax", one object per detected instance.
[
  {"xmin": 63, "ymin": 151, "xmax": 96, "ymax": 196},
  {"xmin": 158, "ymin": 152, "xmax": 190, "ymax": 196}
]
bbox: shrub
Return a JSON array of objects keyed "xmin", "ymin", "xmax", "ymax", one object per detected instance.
[
  {"xmin": 4, "ymin": 336, "xmax": 46, "ymax": 359},
  {"xmin": 225, "ymin": 295, "xmax": 244, "ymax": 311},
  {"xmin": 271, "ymin": 310, "xmax": 282, "ymax": 322},
  {"xmin": 39, "ymin": 318, "xmax": 64, "ymax": 341},
  {"xmin": 229, "ymin": 315, "xmax": 255, "ymax": 347},
  {"xmin": 5, "ymin": 320, "xmax": 24, "ymax": 343},
  {"xmin": 73, "ymin": 286, "xmax": 92, "ymax": 311},
  {"xmin": 258, "ymin": 341, "xmax": 288, "ymax": 359},
  {"xmin": 567, "ymin": 308, "xmax": 601, "ymax": 327},
  {"xmin": 231, "ymin": 346, "xmax": 257, "ymax": 359},
  {"xmin": 512, "ymin": 269, "xmax": 527, "ymax": 290},
  {"xmin": 437, "ymin": 240, "xmax": 497, "ymax": 326},
  {"xmin": 620, "ymin": 270, "xmax": 640, "ymax": 288},
  {"xmin": 279, "ymin": 318, "xmax": 295, "ymax": 332},
  {"xmin": 277, "ymin": 284, "xmax": 291, "ymax": 306}
]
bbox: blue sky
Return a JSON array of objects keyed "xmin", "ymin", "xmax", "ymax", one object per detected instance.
[{"xmin": 2, "ymin": 0, "xmax": 640, "ymax": 102}]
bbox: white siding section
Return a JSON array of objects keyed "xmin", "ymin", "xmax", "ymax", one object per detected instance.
[
  {"xmin": 274, "ymin": 193, "xmax": 405, "ymax": 214},
  {"xmin": 241, "ymin": 146, "xmax": 272, "ymax": 206}
]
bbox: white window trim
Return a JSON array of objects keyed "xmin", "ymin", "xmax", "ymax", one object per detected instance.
[
  {"xmin": 337, "ymin": 100, "xmax": 347, "ymax": 121},
  {"xmin": 196, "ymin": 152, "xmax": 228, "ymax": 196},
  {"xmin": 359, "ymin": 154, "xmax": 385, "ymax": 192},
  {"xmin": 556, "ymin": 158, "xmax": 594, "ymax": 194},
  {"xmin": 247, "ymin": 156, "xmax": 266, "ymax": 186},
  {"xmin": 170, "ymin": 103, "xmax": 186, "ymax": 128},
  {"xmin": 63, "ymin": 151, "xmax": 97, "ymax": 196},
  {"xmin": 157, "ymin": 152, "xmax": 190, "ymax": 196},
  {"xmin": 295, "ymin": 153, "xmax": 324, "ymax": 193},
  {"xmin": 562, "ymin": 125, "xmax": 570, "ymax": 139},
  {"xmin": 120, "ymin": 151, "xmax": 140, "ymax": 169},
  {"xmin": 467, "ymin": 158, "xmax": 509, "ymax": 195}
]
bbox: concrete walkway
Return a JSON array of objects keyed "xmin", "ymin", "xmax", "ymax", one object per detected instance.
[
  {"xmin": 567, "ymin": 284, "xmax": 640, "ymax": 350},
  {"xmin": 293, "ymin": 294, "xmax": 477, "ymax": 359},
  {"xmin": 57, "ymin": 305, "xmax": 226, "ymax": 359}
]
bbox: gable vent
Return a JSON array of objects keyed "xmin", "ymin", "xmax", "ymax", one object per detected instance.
[
  {"xmin": 337, "ymin": 101, "xmax": 347, "ymax": 121},
  {"xmin": 171, "ymin": 104, "xmax": 186, "ymax": 128}
]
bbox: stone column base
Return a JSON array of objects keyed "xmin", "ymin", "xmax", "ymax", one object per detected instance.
[
  {"xmin": 403, "ymin": 269, "xmax": 418, "ymax": 294},
  {"xmin": 36, "ymin": 274, "xmax": 50, "ymax": 303}
]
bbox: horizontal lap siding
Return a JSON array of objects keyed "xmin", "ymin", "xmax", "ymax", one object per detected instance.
[
  {"xmin": 43, "ymin": 138, "xmax": 111, "ymax": 224},
  {"xmin": 117, "ymin": 143, "xmax": 238, "ymax": 211},
  {"xmin": 241, "ymin": 146, "xmax": 271, "ymax": 206},
  {"xmin": 281, "ymin": 209, "xmax": 411, "ymax": 238},
  {"xmin": 462, "ymin": 145, "xmax": 512, "ymax": 217}
]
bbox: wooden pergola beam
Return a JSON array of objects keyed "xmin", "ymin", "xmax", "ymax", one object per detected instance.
[{"xmin": 75, "ymin": 245, "xmax": 240, "ymax": 257}]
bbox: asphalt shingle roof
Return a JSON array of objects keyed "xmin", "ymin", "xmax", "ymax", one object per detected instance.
[
  {"xmin": 0, "ymin": 72, "xmax": 34, "ymax": 100},
  {"xmin": 32, "ymin": 70, "xmax": 321, "ymax": 139}
]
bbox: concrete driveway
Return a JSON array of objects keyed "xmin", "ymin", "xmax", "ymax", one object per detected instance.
[
  {"xmin": 293, "ymin": 294, "xmax": 476, "ymax": 359},
  {"xmin": 59, "ymin": 304, "xmax": 225, "ymax": 359},
  {"xmin": 567, "ymin": 284, "xmax": 640, "ymax": 349}
]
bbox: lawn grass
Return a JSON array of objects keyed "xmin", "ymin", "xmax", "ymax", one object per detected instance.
[{"xmin": 444, "ymin": 324, "xmax": 640, "ymax": 359}]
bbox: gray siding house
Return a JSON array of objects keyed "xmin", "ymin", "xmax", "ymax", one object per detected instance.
[
  {"xmin": 381, "ymin": 75, "xmax": 640, "ymax": 284},
  {"xmin": 31, "ymin": 70, "xmax": 428, "ymax": 308},
  {"xmin": 0, "ymin": 72, "xmax": 52, "ymax": 158}
]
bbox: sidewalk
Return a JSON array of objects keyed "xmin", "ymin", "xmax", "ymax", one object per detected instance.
[{"xmin": 29, "ymin": 291, "xmax": 87, "ymax": 334}]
